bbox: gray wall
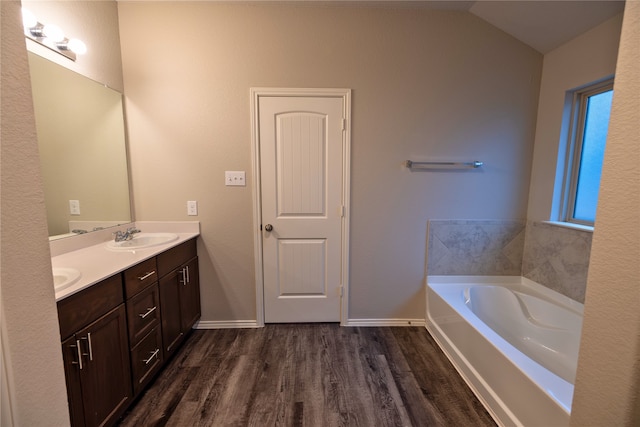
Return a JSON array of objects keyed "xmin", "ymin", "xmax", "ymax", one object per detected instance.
[{"xmin": 118, "ymin": 3, "xmax": 542, "ymax": 322}]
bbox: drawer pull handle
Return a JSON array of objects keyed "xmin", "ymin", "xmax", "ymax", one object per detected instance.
[
  {"xmin": 139, "ymin": 306, "xmax": 157, "ymax": 319},
  {"xmin": 81, "ymin": 334, "xmax": 93, "ymax": 361},
  {"xmin": 73, "ymin": 339, "xmax": 83, "ymax": 370},
  {"xmin": 138, "ymin": 271, "xmax": 156, "ymax": 281},
  {"xmin": 143, "ymin": 349, "xmax": 160, "ymax": 365}
]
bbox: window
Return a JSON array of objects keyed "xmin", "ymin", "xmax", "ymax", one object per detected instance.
[{"xmin": 563, "ymin": 79, "xmax": 614, "ymax": 226}]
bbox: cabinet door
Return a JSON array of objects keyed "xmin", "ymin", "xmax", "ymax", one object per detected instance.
[
  {"xmin": 61, "ymin": 336, "xmax": 86, "ymax": 427},
  {"xmin": 77, "ymin": 304, "xmax": 132, "ymax": 427},
  {"xmin": 180, "ymin": 257, "xmax": 201, "ymax": 331},
  {"xmin": 159, "ymin": 268, "xmax": 183, "ymax": 360}
]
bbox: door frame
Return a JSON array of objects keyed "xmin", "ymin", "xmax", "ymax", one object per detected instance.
[{"xmin": 250, "ymin": 87, "xmax": 351, "ymax": 327}]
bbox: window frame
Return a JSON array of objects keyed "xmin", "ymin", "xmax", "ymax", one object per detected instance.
[{"xmin": 561, "ymin": 78, "xmax": 614, "ymax": 227}]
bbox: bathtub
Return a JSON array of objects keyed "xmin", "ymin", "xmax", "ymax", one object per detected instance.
[{"xmin": 425, "ymin": 276, "xmax": 584, "ymax": 427}]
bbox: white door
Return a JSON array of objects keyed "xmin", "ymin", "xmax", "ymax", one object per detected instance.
[{"xmin": 258, "ymin": 94, "xmax": 346, "ymax": 323}]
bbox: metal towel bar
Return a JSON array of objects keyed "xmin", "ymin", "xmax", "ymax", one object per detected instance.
[{"xmin": 405, "ymin": 160, "xmax": 483, "ymax": 170}]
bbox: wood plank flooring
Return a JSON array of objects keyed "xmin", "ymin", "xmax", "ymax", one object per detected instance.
[{"xmin": 117, "ymin": 325, "xmax": 496, "ymax": 427}]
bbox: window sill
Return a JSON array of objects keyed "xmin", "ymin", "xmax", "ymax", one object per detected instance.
[{"xmin": 542, "ymin": 221, "xmax": 594, "ymax": 233}]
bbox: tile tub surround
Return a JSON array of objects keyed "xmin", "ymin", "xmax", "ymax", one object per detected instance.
[
  {"xmin": 427, "ymin": 220, "xmax": 526, "ymax": 276},
  {"xmin": 426, "ymin": 220, "xmax": 592, "ymax": 304},
  {"xmin": 522, "ymin": 221, "xmax": 592, "ymax": 303}
]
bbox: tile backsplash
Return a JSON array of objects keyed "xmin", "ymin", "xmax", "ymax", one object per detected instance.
[
  {"xmin": 427, "ymin": 220, "xmax": 526, "ymax": 276},
  {"xmin": 427, "ymin": 219, "xmax": 592, "ymax": 303},
  {"xmin": 522, "ymin": 221, "xmax": 592, "ymax": 303}
]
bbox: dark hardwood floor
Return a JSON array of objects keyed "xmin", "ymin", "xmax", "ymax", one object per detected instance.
[{"xmin": 118, "ymin": 325, "xmax": 496, "ymax": 427}]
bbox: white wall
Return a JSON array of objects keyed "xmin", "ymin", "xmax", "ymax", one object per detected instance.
[
  {"xmin": 571, "ymin": 2, "xmax": 640, "ymax": 424},
  {"xmin": 118, "ymin": 3, "xmax": 542, "ymax": 323},
  {"xmin": 0, "ymin": 1, "xmax": 69, "ymax": 425},
  {"xmin": 527, "ymin": 14, "xmax": 622, "ymax": 221}
]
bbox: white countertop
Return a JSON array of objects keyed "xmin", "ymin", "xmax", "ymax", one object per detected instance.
[{"xmin": 52, "ymin": 221, "xmax": 200, "ymax": 301}]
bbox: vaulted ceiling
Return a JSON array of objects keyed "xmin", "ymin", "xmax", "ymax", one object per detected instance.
[
  {"xmin": 467, "ymin": 0, "xmax": 624, "ymax": 53},
  {"xmin": 275, "ymin": 0, "xmax": 626, "ymax": 53}
]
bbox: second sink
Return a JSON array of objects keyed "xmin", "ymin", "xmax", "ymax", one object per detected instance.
[{"xmin": 53, "ymin": 267, "xmax": 82, "ymax": 292}]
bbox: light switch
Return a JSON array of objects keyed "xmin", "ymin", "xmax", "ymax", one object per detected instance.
[
  {"xmin": 187, "ymin": 200, "xmax": 198, "ymax": 216},
  {"xmin": 69, "ymin": 200, "xmax": 80, "ymax": 215},
  {"xmin": 225, "ymin": 171, "xmax": 246, "ymax": 186}
]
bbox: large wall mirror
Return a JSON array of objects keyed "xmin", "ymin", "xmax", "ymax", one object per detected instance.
[{"xmin": 28, "ymin": 52, "xmax": 132, "ymax": 239}]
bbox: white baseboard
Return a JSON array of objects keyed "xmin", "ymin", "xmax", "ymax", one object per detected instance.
[
  {"xmin": 343, "ymin": 318, "xmax": 426, "ymax": 327},
  {"xmin": 195, "ymin": 320, "xmax": 261, "ymax": 329},
  {"xmin": 195, "ymin": 319, "xmax": 426, "ymax": 329}
]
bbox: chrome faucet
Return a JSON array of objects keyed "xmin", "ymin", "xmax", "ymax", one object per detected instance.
[{"xmin": 114, "ymin": 227, "xmax": 141, "ymax": 242}]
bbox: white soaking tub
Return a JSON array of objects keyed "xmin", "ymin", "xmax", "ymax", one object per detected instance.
[{"xmin": 425, "ymin": 276, "xmax": 584, "ymax": 427}]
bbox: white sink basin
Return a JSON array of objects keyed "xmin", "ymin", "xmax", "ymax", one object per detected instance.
[
  {"xmin": 53, "ymin": 267, "xmax": 82, "ymax": 292},
  {"xmin": 105, "ymin": 233, "xmax": 179, "ymax": 251}
]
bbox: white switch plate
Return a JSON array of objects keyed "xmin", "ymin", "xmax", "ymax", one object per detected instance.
[
  {"xmin": 225, "ymin": 171, "xmax": 246, "ymax": 186},
  {"xmin": 187, "ymin": 200, "xmax": 198, "ymax": 216},
  {"xmin": 69, "ymin": 200, "xmax": 80, "ymax": 215}
]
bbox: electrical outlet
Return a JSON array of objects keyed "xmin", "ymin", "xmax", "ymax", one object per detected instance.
[
  {"xmin": 187, "ymin": 200, "xmax": 198, "ymax": 216},
  {"xmin": 225, "ymin": 171, "xmax": 246, "ymax": 186},
  {"xmin": 69, "ymin": 200, "xmax": 80, "ymax": 215}
]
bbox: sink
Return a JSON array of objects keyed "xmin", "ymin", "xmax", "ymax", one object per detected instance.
[
  {"xmin": 105, "ymin": 233, "xmax": 179, "ymax": 251},
  {"xmin": 53, "ymin": 267, "xmax": 82, "ymax": 292}
]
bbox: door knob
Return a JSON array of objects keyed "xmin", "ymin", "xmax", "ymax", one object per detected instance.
[{"xmin": 264, "ymin": 224, "xmax": 273, "ymax": 232}]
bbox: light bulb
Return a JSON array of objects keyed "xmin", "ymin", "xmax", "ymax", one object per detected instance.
[
  {"xmin": 42, "ymin": 24, "xmax": 65, "ymax": 42},
  {"xmin": 21, "ymin": 8, "xmax": 37, "ymax": 29},
  {"xmin": 68, "ymin": 39, "xmax": 87, "ymax": 55}
]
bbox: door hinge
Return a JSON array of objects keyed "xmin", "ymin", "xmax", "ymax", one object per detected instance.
[
  {"xmin": 338, "ymin": 205, "xmax": 345, "ymax": 217},
  {"xmin": 339, "ymin": 286, "xmax": 344, "ymax": 297},
  {"xmin": 341, "ymin": 118, "xmax": 346, "ymax": 131}
]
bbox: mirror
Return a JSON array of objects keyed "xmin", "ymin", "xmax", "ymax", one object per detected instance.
[{"xmin": 28, "ymin": 52, "xmax": 131, "ymax": 239}]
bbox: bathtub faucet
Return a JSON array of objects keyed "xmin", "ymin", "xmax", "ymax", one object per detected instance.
[{"xmin": 114, "ymin": 227, "xmax": 141, "ymax": 242}]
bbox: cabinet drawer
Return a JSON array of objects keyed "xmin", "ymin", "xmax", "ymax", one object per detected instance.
[
  {"xmin": 126, "ymin": 283, "xmax": 161, "ymax": 347},
  {"xmin": 157, "ymin": 239, "xmax": 197, "ymax": 277},
  {"xmin": 124, "ymin": 257, "xmax": 158, "ymax": 298},
  {"xmin": 130, "ymin": 327, "xmax": 163, "ymax": 396},
  {"xmin": 57, "ymin": 274, "xmax": 123, "ymax": 340}
]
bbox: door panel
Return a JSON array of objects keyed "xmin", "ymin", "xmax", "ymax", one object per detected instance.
[
  {"xmin": 277, "ymin": 113, "xmax": 326, "ymax": 216},
  {"xmin": 259, "ymin": 96, "xmax": 344, "ymax": 323},
  {"xmin": 278, "ymin": 239, "xmax": 326, "ymax": 296}
]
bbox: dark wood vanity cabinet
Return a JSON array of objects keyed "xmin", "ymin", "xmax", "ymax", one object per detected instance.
[
  {"xmin": 180, "ymin": 256, "xmax": 201, "ymax": 331},
  {"xmin": 58, "ymin": 238, "xmax": 201, "ymax": 427},
  {"xmin": 123, "ymin": 257, "xmax": 164, "ymax": 397},
  {"xmin": 158, "ymin": 239, "xmax": 201, "ymax": 360},
  {"xmin": 58, "ymin": 276, "xmax": 132, "ymax": 427}
]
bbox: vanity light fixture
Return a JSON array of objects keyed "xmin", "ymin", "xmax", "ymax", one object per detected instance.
[
  {"xmin": 58, "ymin": 39, "xmax": 88, "ymax": 56},
  {"xmin": 21, "ymin": 8, "xmax": 86, "ymax": 61}
]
